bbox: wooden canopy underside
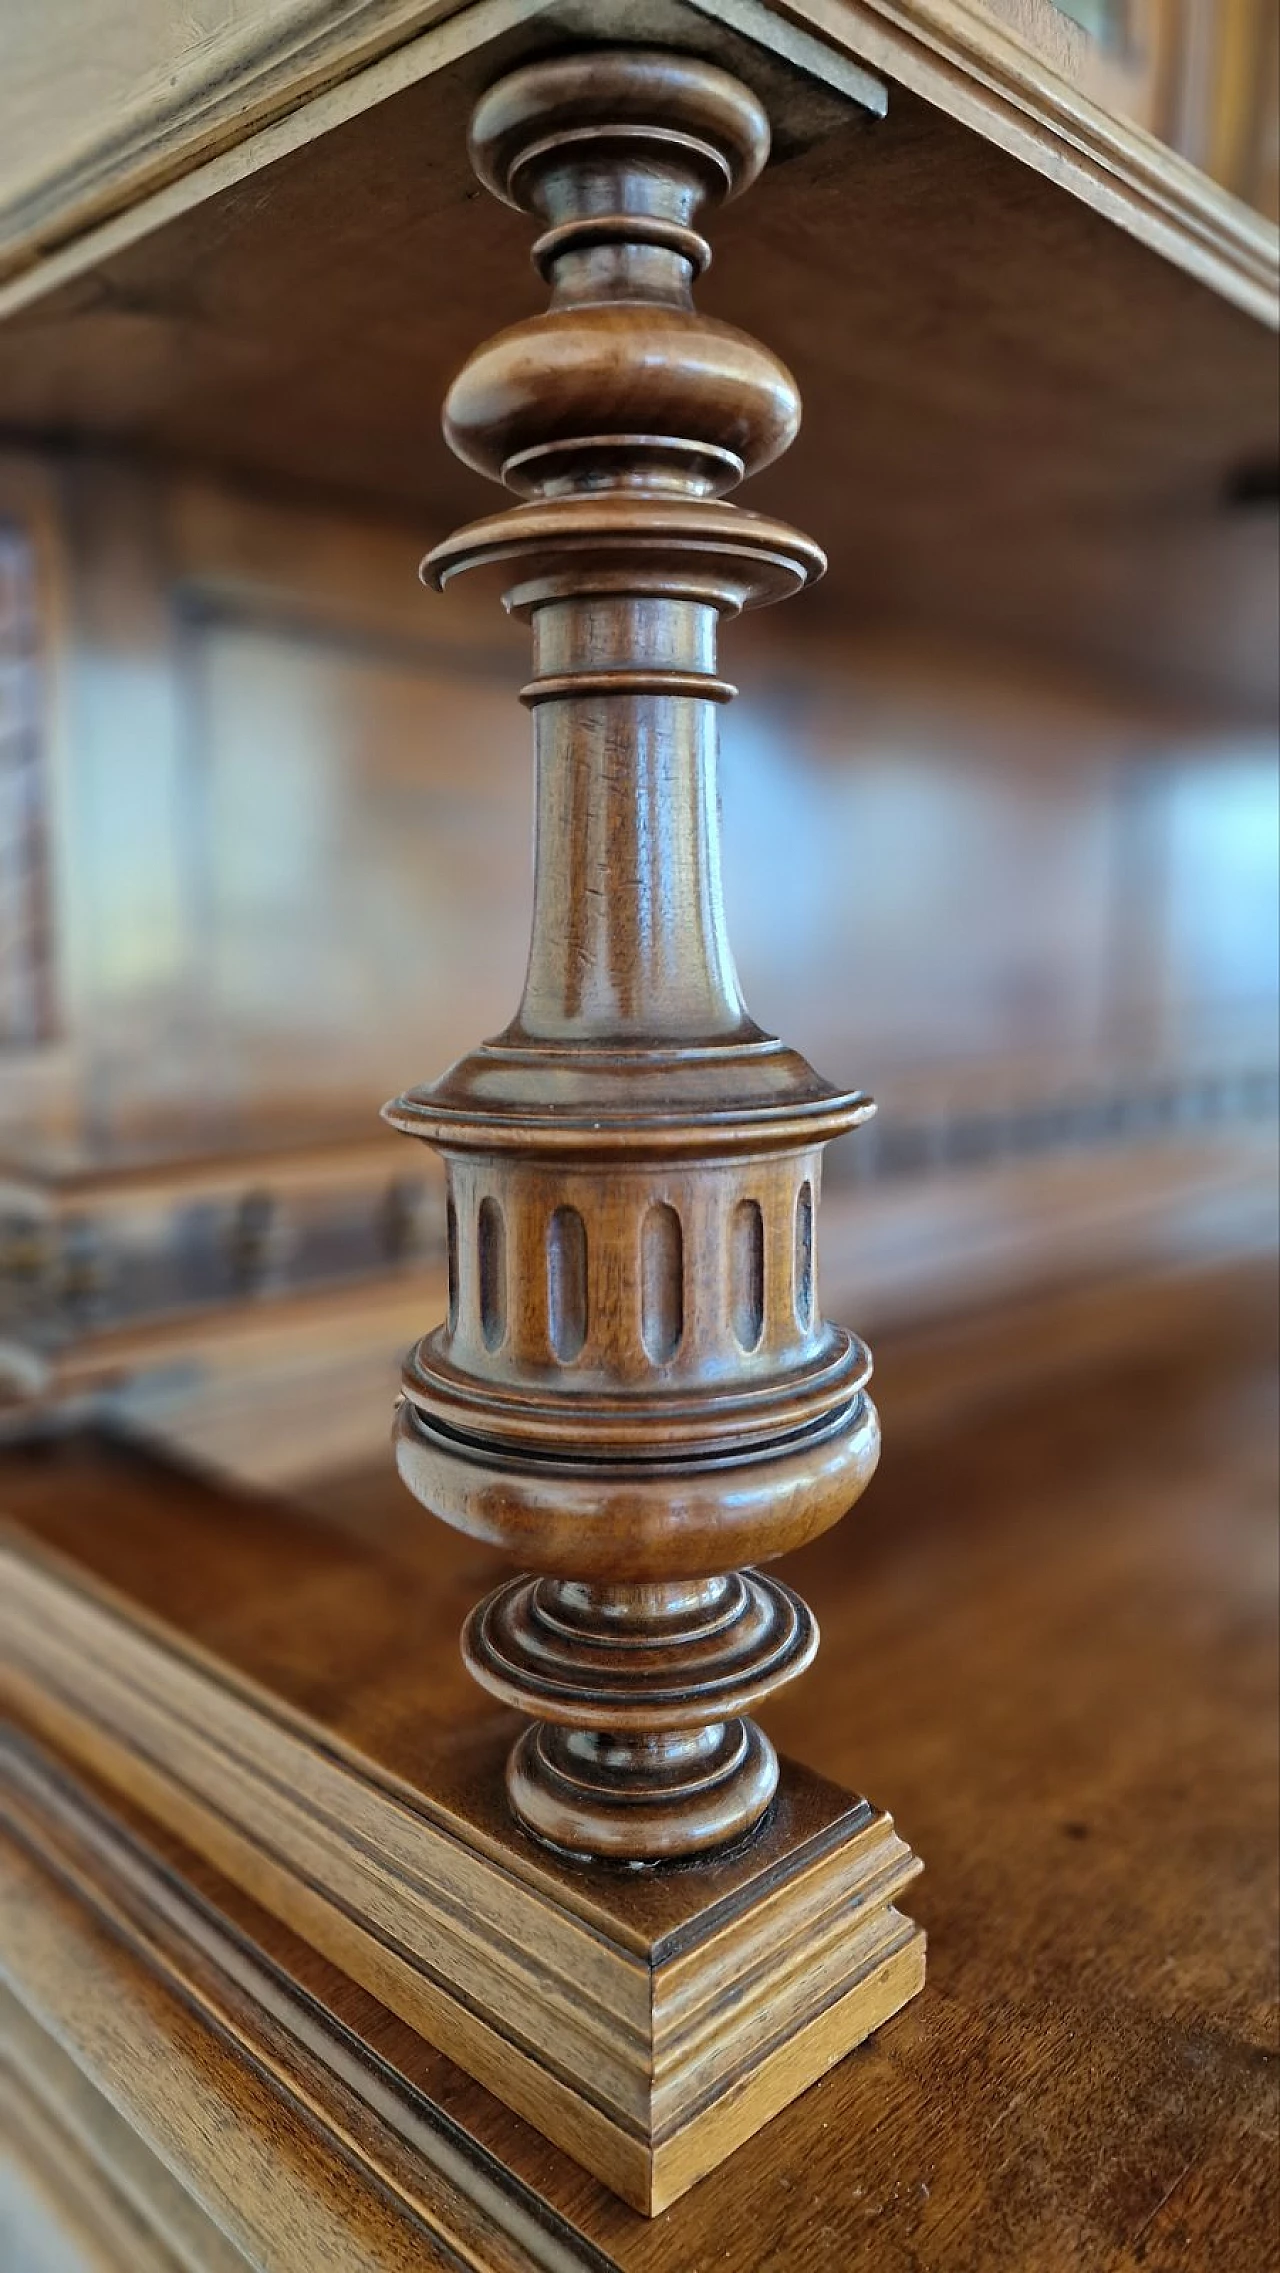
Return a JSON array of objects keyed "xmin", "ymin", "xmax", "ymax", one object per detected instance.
[{"xmin": 0, "ymin": 29, "xmax": 1275, "ymax": 719}]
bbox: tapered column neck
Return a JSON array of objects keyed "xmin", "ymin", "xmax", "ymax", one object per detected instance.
[{"xmin": 512, "ymin": 593, "xmax": 753, "ymax": 1046}]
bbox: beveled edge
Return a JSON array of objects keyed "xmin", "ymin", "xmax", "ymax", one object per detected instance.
[
  {"xmin": 421, "ymin": 493, "xmax": 828, "ymax": 610},
  {"xmin": 382, "ymin": 1089, "xmax": 874, "ymax": 1155},
  {"xmin": 0, "ymin": 1709, "xmax": 926, "ymax": 2217}
]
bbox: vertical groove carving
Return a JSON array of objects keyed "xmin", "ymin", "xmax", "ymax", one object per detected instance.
[
  {"xmin": 641, "ymin": 1203, "xmax": 683, "ymax": 1362},
  {"xmin": 478, "ymin": 1197, "xmax": 506, "ymax": 1351},
  {"xmin": 795, "ymin": 1179, "xmax": 814, "ymax": 1330},
  {"xmin": 446, "ymin": 1197, "xmax": 459, "ymax": 1334},
  {"xmin": 731, "ymin": 1199, "xmax": 765, "ymax": 1351},
  {"xmin": 547, "ymin": 1205, "xmax": 588, "ymax": 1362}
]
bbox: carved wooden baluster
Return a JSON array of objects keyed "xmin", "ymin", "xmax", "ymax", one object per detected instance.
[{"xmin": 387, "ymin": 48, "xmax": 880, "ymax": 1864}]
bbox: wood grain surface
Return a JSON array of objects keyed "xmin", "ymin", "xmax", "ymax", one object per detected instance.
[
  {"xmin": 0, "ymin": 1979, "xmax": 252, "ymax": 2273},
  {"xmin": 1, "ymin": 1256, "xmax": 1275, "ymax": 2266},
  {"xmin": 0, "ymin": 1705, "xmax": 923, "ymax": 2218},
  {"xmin": 0, "ymin": 1444, "xmax": 925, "ymax": 2210}
]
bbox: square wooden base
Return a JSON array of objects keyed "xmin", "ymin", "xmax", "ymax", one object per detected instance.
[{"xmin": 0, "ymin": 1442, "xmax": 924, "ymax": 2213}]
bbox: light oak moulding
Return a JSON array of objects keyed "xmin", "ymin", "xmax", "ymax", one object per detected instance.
[{"xmin": 0, "ymin": 1487, "xmax": 924, "ymax": 2216}]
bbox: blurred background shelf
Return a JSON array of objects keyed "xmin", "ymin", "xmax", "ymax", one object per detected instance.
[{"xmin": 4, "ymin": 1117, "xmax": 1273, "ymax": 1490}]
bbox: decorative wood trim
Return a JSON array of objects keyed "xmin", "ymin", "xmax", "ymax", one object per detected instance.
[
  {"xmin": 6, "ymin": 1129, "xmax": 1272, "ymax": 1439},
  {"xmin": 780, "ymin": 0, "xmax": 1279, "ymax": 319},
  {"xmin": 0, "ymin": 0, "xmax": 468, "ymax": 286},
  {"xmin": 0, "ymin": 1525, "xmax": 923, "ymax": 2215},
  {"xmin": 0, "ymin": 0, "xmax": 1273, "ymax": 328},
  {"xmin": 1, "ymin": 1268, "xmax": 1274, "ymax": 2263},
  {"xmin": 0, "ymin": 1729, "xmax": 612, "ymax": 2273},
  {"xmin": 1, "ymin": 1131, "xmax": 420, "ymax": 1213},
  {"xmin": 0, "ymin": 0, "xmax": 883, "ymax": 299},
  {"xmin": 0, "ymin": 1253, "xmax": 443, "ymax": 1408}
]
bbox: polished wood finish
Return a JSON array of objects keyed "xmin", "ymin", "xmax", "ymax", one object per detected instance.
[
  {"xmin": 1, "ymin": 1258, "xmax": 1275, "ymax": 2265},
  {"xmin": 6, "ymin": 1125, "xmax": 1267, "ymax": 1504},
  {"xmin": 0, "ymin": 6, "xmax": 1274, "ymax": 2259},
  {"xmin": 0, "ymin": 0, "xmax": 888, "ymax": 295},
  {"xmin": 384, "ymin": 47, "xmax": 903, "ymax": 1875},
  {"xmin": 0, "ymin": 1767, "xmax": 574, "ymax": 2273},
  {"xmin": 978, "ymin": 0, "xmax": 1280, "ymax": 218},
  {"xmin": 0, "ymin": 1130, "xmax": 442, "ymax": 1412},
  {"xmin": 0, "ymin": 1416, "xmax": 921, "ymax": 2214}
]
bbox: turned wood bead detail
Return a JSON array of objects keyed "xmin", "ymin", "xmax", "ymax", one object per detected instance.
[
  {"xmin": 443, "ymin": 51, "xmax": 797, "ymax": 496},
  {"xmin": 387, "ymin": 47, "xmax": 880, "ymax": 1863}
]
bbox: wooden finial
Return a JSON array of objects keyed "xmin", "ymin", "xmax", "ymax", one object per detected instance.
[{"xmin": 387, "ymin": 47, "xmax": 880, "ymax": 1864}]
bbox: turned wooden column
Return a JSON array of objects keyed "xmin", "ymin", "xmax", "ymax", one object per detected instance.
[{"xmin": 388, "ymin": 48, "xmax": 880, "ymax": 1864}]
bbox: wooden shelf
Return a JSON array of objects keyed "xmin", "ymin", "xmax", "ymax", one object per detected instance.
[
  {"xmin": 1, "ymin": 1257, "xmax": 1275, "ymax": 2267},
  {"xmin": 0, "ymin": 1, "xmax": 1274, "ymax": 716}
]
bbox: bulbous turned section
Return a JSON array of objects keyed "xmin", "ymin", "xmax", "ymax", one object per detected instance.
[
  {"xmin": 393, "ymin": 1368, "xmax": 881, "ymax": 1579},
  {"xmin": 387, "ymin": 46, "xmax": 882, "ymax": 1866},
  {"xmin": 444, "ymin": 307, "xmax": 801, "ymax": 494},
  {"xmin": 446, "ymin": 51, "xmax": 796, "ymax": 499}
]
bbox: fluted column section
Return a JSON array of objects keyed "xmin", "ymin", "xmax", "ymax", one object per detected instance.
[{"xmin": 386, "ymin": 48, "xmax": 880, "ymax": 1863}]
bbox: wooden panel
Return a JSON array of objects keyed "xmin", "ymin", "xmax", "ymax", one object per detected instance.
[
  {"xmin": 0, "ymin": 1821, "xmax": 553, "ymax": 2273},
  {"xmin": 4, "ymin": 1129, "xmax": 1261, "ymax": 1488},
  {"xmin": 193, "ymin": 608, "xmax": 529, "ymax": 1122},
  {"xmin": 0, "ymin": 452, "xmax": 1272, "ymax": 1503},
  {"xmin": 0, "ymin": 0, "xmax": 466, "ymax": 285},
  {"xmin": 0, "ymin": 1635, "xmax": 923, "ymax": 2214}
]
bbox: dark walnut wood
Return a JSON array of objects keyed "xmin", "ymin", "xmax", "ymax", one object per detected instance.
[{"xmin": 385, "ymin": 46, "xmax": 890, "ymax": 1870}]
